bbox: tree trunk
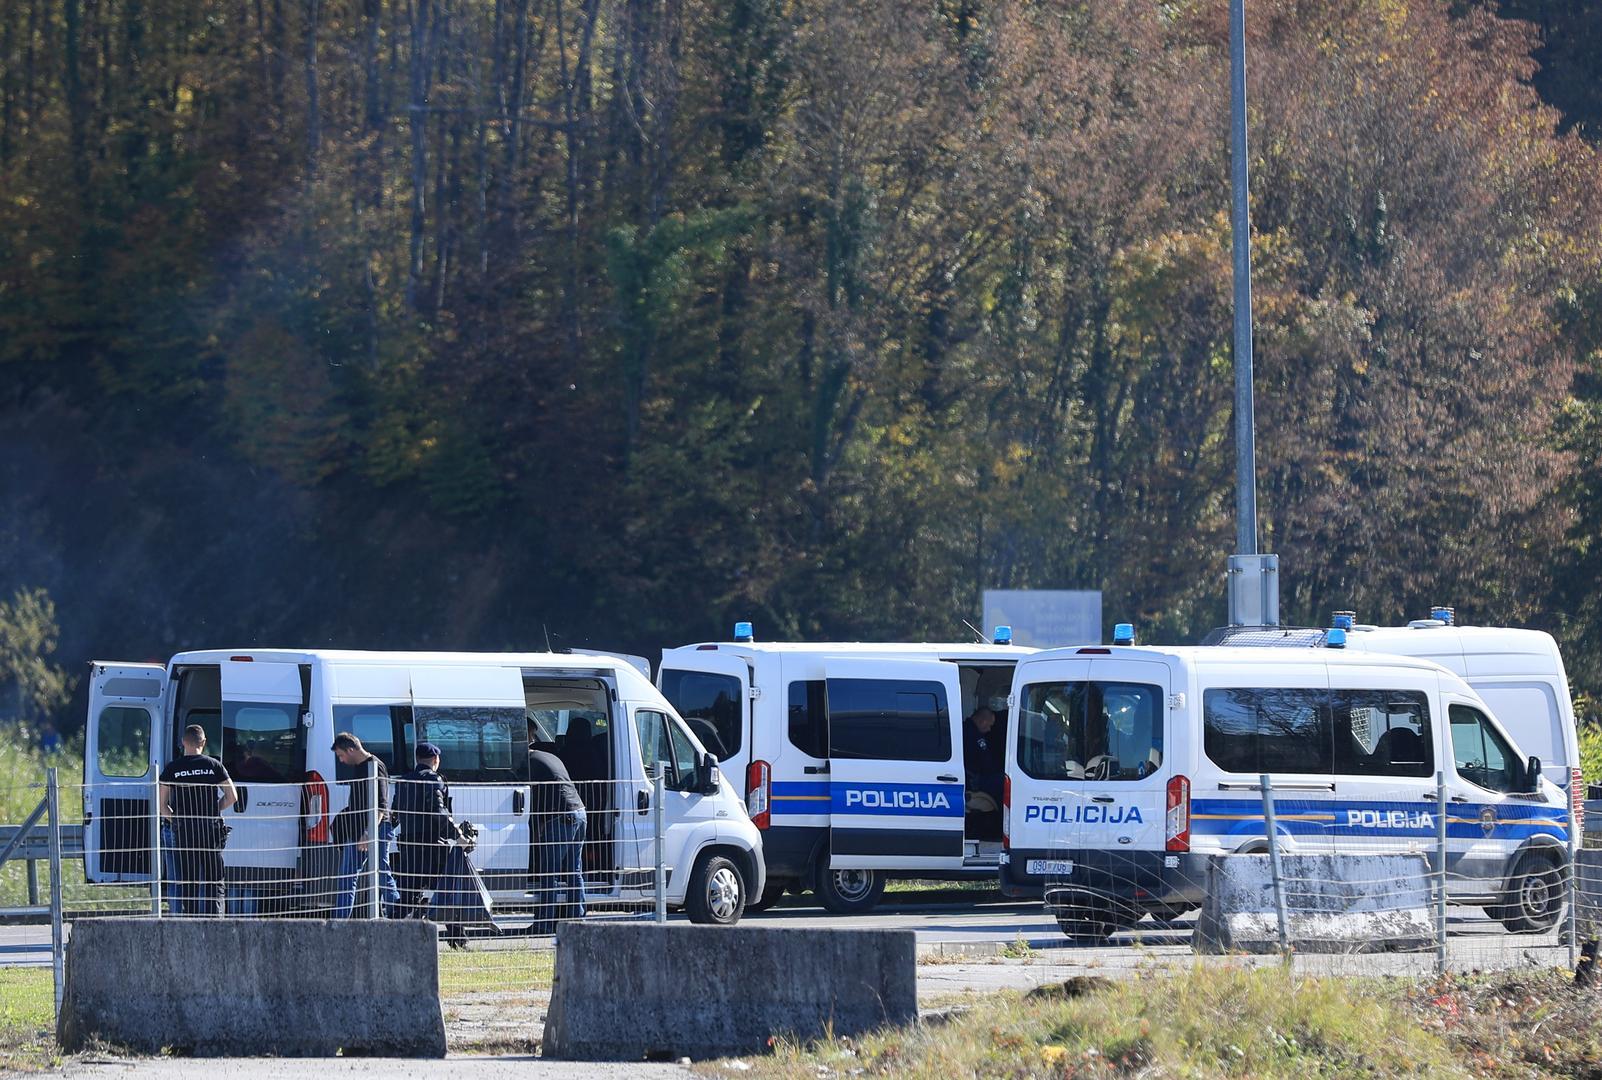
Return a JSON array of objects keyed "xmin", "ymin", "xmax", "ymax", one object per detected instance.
[
  {"xmin": 406, "ymin": 0, "xmax": 436, "ymax": 310},
  {"xmin": 304, "ymin": 0, "xmax": 320, "ymax": 172}
]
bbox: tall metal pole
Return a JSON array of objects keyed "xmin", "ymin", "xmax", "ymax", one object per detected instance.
[{"xmin": 1230, "ymin": 0, "xmax": 1258, "ymax": 557}]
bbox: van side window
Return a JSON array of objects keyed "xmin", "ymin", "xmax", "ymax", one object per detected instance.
[
  {"xmin": 827, "ymin": 679, "xmax": 950, "ymax": 762},
  {"xmin": 1333, "ymin": 690, "xmax": 1432, "ymax": 778},
  {"xmin": 1450, "ymin": 704, "xmax": 1521, "ymax": 793},
  {"xmin": 787, "ymin": 681, "xmax": 828, "ymax": 758},
  {"xmin": 223, "ymin": 703, "xmax": 306, "ymax": 782},
  {"xmin": 659, "ymin": 669, "xmax": 742, "ymax": 759},
  {"xmin": 414, "ymin": 706, "xmax": 529, "ymax": 782},
  {"xmin": 97, "ymin": 706, "xmax": 151, "ymax": 777},
  {"xmin": 332, "ymin": 705, "xmax": 408, "ymax": 779},
  {"xmin": 1203, "ymin": 688, "xmax": 1332, "ymax": 775},
  {"xmin": 635, "ymin": 709, "xmax": 701, "ymax": 793},
  {"xmin": 1017, "ymin": 682, "xmax": 1162, "ymax": 781}
]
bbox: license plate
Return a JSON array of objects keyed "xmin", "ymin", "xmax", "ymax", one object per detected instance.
[{"xmin": 1027, "ymin": 859, "xmax": 1075, "ymax": 876}]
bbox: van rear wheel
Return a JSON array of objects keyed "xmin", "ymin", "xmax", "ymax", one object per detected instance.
[
  {"xmin": 1501, "ymin": 852, "xmax": 1564, "ymax": 934},
  {"xmin": 815, "ymin": 866, "xmax": 885, "ymax": 915},
  {"xmin": 686, "ymin": 854, "xmax": 747, "ymax": 925}
]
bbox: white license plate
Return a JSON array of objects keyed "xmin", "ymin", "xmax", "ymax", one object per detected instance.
[{"xmin": 1027, "ymin": 859, "xmax": 1075, "ymax": 876}]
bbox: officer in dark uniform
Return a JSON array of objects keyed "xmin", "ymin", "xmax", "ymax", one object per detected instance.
[
  {"xmin": 392, "ymin": 742, "xmax": 460, "ymax": 916},
  {"xmin": 158, "ymin": 724, "xmax": 238, "ymax": 916}
]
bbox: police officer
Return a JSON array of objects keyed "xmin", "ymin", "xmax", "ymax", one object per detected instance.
[
  {"xmin": 392, "ymin": 742, "xmax": 459, "ymax": 916},
  {"xmin": 158, "ymin": 724, "xmax": 237, "ymax": 917}
]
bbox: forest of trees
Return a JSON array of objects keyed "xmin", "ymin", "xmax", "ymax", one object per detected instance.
[{"xmin": 4, "ymin": 0, "xmax": 1602, "ymax": 728}]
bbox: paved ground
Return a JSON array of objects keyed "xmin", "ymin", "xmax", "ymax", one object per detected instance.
[{"xmin": 49, "ymin": 1059, "xmax": 693, "ymax": 1079}]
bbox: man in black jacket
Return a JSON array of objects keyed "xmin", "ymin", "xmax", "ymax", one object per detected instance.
[
  {"xmin": 529, "ymin": 747, "xmax": 587, "ymax": 929},
  {"xmin": 331, "ymin": 732, "xmax": 400, "ymax": 918},
  {"xmin": 392, "ymin": 742, "xmax": 459, "ymax": 916}
]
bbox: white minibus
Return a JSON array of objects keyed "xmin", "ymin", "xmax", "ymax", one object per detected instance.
[
  {"xmin": 1001, "ymin": 641, "xmax": 1571, "ymax": 939},
  {"xmin": 658, "ymin": 626, "xmax": 1034, "ymax": 912},
  {"xmin": 83, "ymin": 649, "xmax": 764, "ymax": 923}
]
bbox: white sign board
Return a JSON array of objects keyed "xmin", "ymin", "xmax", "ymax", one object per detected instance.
[{"xmin": 982, "ymin": 590, "xmax": 1102, "ymax": 648}]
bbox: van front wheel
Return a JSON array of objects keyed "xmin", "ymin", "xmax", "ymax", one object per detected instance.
[
  {"xmin": 686, "ymin": 854, "xmax": 747, "ymax": 925},
  {"xmin": 815, "ymin": 867, "xmax": 885, "ymax": 914},
  {"xmin": 1501, "ymin": 852, "xmax": 1564, "ymax": 934}
]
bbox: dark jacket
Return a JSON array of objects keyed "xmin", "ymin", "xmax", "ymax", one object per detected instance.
[
  {"xmin": 528, "ymin": 749, "xmax": 585, "ymax": 817},
  {"xmin": 332, "ymin": 755, "xmax": 391, "ymax": 846},
  {"xmin": 394, "ymin": 765, "xmax": 455, "ymax": 846},
  {"xmin": 963, "ymin": 721, "xmax": 1004, "ymax": 777}
]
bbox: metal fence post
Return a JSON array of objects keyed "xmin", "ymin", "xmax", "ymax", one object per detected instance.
[
  {"xmin": 47, "ymin": 768, "xmax": 65, "ymax": 1017},
  {"xmin": 368, "ymin": 758, "xmax": 381, "ymax": 919},
  {"xmin": 1436, "ymin": 769, "xmax": 1449, "ymax": 975},
  {"xmin": 27, "ymin": 861, "xmax": 38, "ymax": 907},
  {"xmin": 1260, "ymin": 773, "xmax": 1289, "ymax": 956},
  {"xmin": 150, "ymin": 778, "xmax": 163, "ymax": 917},
  {"xmin": 653, "ymin": 769, "xmax": 666, "ymax": 925}
]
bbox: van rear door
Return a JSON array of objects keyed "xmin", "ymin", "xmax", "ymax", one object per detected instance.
[
  {"xmin": 410, "ymin": 665, "xmax": 531, "ymax": 880},
  {"xmin": 658, "ymin": 654, "xmax": 751, "ymax": 795},
  {"xmin": 219, "ymin": 660, "xmax": 306, "ymax": 871},
  {"xmin": 824, "ymin": 658, "xmax": 964, "ymax": 870},
  {"xmin": 84, "ymin": 662, "xmax": 167, "ymax": 883}
]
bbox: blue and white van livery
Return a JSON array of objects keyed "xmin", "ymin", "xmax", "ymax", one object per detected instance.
[
  {"xmin": 84, "ymin": 649, "xmax": 764, "ymax": 924},
  {"xmin": 1000, "ymin": 642, "xmax": 1570, "ymax": 939},
  {"xmin": 658, "ymin": 629, "xmax": 1034, "ymax": 913}
]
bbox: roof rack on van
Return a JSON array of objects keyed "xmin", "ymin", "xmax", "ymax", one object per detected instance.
[{"xmin": 1201, "ymin": 626, "xmax": 1329, "ymax": 648}]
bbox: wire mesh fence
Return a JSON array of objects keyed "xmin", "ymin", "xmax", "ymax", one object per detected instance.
[{"xmin": 1040, "ymin": 773, "xmax": 1583, "ymax": 976}]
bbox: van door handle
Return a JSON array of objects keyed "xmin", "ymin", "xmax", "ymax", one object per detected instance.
[
  {"xmin": 1450, "ymin": 795, "xmax": 1470, "ymax": 804},
  {"xmin": 637, "ymin": 789, "xmax": 650, "ymax": 814},
  {"xmin": 936, "ymin": 774, "xmax": 960, "ymax": 783},
  {"xmin": 1091, "ymin": 795, "xmax": 1114, "ymax": 804},
  {"xmin": 803, "ymin": 764, "xmax": 830, "ymax": 775},
  {"xmin": 233, "ymin": 787, "xmax": 248, "ymax": 812}
]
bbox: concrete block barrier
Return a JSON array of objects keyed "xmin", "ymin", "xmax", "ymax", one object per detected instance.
[
  {"xmin": 57, "ymin": 918, "xmax": 446, "ymax": 1057},
  {"xmin": 1192, "ymin": 853, "xmax": 1434, "ymax": 954},
  {"xmin": 541, "ymin": 922, "xmax": 917, "ymax": 1060}
]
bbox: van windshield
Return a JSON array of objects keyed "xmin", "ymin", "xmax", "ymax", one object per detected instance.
[{"xmin": 1017, "ymin": 682, "xmax": 1162, "ymax": 781}]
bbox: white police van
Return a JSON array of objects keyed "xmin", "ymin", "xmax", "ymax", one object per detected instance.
[
  {"xmin": 1001, "ymin": 633, "xmax": 1571, "ymax": 939},
  {"xmin": 658, "ymin": 624, "xmax": 1034, "ymax": 913},
  {"xmin": 83, "ymin": 649, "xmax": 764, "ymax": 923}
]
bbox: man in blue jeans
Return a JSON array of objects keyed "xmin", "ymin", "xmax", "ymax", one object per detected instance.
[
  {"xmin": 529, "ymin": 747, "xmax": 586, "ymax": 929},
  {"xmin": 330, "ymin": 732, "xmax": 400, "ymax": 918}
]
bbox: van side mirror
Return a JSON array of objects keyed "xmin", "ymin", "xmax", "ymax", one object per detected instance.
[
  {"xmin": 1525, "ymin": 755, "xmax": 1542, "ymax": 793},
  {"xmin": 698, "ymin": 752, "xmax": 721, "ymax": 796}
]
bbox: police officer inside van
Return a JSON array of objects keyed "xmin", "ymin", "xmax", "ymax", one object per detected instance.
[{"xmin": 158, "ymin": 724, "xmax": 238, "ymax": 916}]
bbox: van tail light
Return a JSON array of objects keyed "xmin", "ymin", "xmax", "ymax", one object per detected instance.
[
  {"xmin": 746, "ymin": 760, "xmax": 771, "ymax": 830},
  {"xmin": 1573, "ymin": 767, "xmax": 1584, "ymax": 841},
  {"xmin": 1165, "ymin": 774, "xmax": 1190, "ymax": 852},
  {"xmin": 1002, "ymin": 774, "xmax": 1011, "ymax": 849},
  {"xmin": 303, "ymin": 771, "xmax": 330, "ymax": 845}
]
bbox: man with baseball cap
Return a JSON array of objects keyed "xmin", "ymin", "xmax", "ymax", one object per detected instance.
[{"xmin": 392, "ymin": 741, "xmax": 461, "ymax": 917}]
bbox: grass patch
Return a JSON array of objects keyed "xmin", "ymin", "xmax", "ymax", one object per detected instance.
[
  {"xmin": 706, "ymin": 964, "xmax": 1468, "ymax": 1079},
  {"xmin": 437, "ymin": 947, "xmax": 554, "ymax": 998},
  {"xmin": 0, "ymin": 968, "xmax": 58, "ymax": 1072}
]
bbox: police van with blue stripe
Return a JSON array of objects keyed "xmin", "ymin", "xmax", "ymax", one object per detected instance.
[
  {"xmin": 1000, "ymin": 631, "xmax": 1571, "ymax": 939},
  {"xmin": 659, "ymin": 625, "xmax": 1034, "ymax": 913}
]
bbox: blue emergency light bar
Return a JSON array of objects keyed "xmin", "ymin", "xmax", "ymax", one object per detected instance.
[
  {"xmin": 1326, "ymin": 628, "xmax": 1348, "ymax": 649},
  {"xmin": 1332, "ymin": 611, "xmax": 1355, "ymax": 631},
  {"xmin": 992, "ymin": 625, "xmax": 1013, "ymax": 645},
  {"xmin": 733, "ymin": 621, "xmax": 754, "ymax": 642},
  {"xmin": 1430, "ymin": 606, "xmax": 1455, "ymax": 626},
  {"xmin": 1112, "ymin": 623, "xmax": 1135, "ymax": 646}
]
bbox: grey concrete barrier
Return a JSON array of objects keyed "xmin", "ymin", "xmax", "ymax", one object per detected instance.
[
  {"xmin": 541, "ymin": 922, "xmax": 917, "ymax": 1060},
  {"xmin": 57, "ymin": 918, "xmax": 446, "ymax": 1057},
  {"xmin": 1192, "ymin": 853, "xmax": 1434, "ymax": 954}
]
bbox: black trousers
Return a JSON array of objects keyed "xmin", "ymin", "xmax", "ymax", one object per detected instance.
[
  {"xmin": 395, "ymin": 841, "xmax": 450, "ymax": 913},
  {"xmin": 172, "ymin": 823, "xmax": 225, "ymax": 917}
]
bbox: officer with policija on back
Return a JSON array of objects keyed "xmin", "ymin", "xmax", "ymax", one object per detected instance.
[{"xmin": 158, "ymin": 724, "xmax": 237, "ymax": 916}]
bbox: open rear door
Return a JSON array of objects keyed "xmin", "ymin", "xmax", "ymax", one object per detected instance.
[
  {"xmin": 825, "ymin": 658, "xmax": 965, "ymax": 870},
  {"xmin": 84, "ymin": 662, "xmax": 166, "ymax": 883},
  {"xmin": 220, "ymin": 660, "xmax": 306, "ymax": 871}
]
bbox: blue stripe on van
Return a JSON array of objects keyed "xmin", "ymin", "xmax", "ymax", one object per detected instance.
[
  {"xmin": 1190, "ymin": 797, "xmax": 1568, "ymax": 842},
  {"xmin": 770, "ymin": 781, "xmax": 964, "ymax": 818}
]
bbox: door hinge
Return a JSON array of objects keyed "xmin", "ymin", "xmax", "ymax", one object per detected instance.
[
  {"xmin": 1168, "ymin": 693, "xmax": 1186, "ymax": 711},
  {"xmin": 748, "ymin": 686, "xmax": 762, "ymax": 701},
  {"xmin": 1006, "ymin": 693, "xmax": 1016, "ymax": 709}
]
